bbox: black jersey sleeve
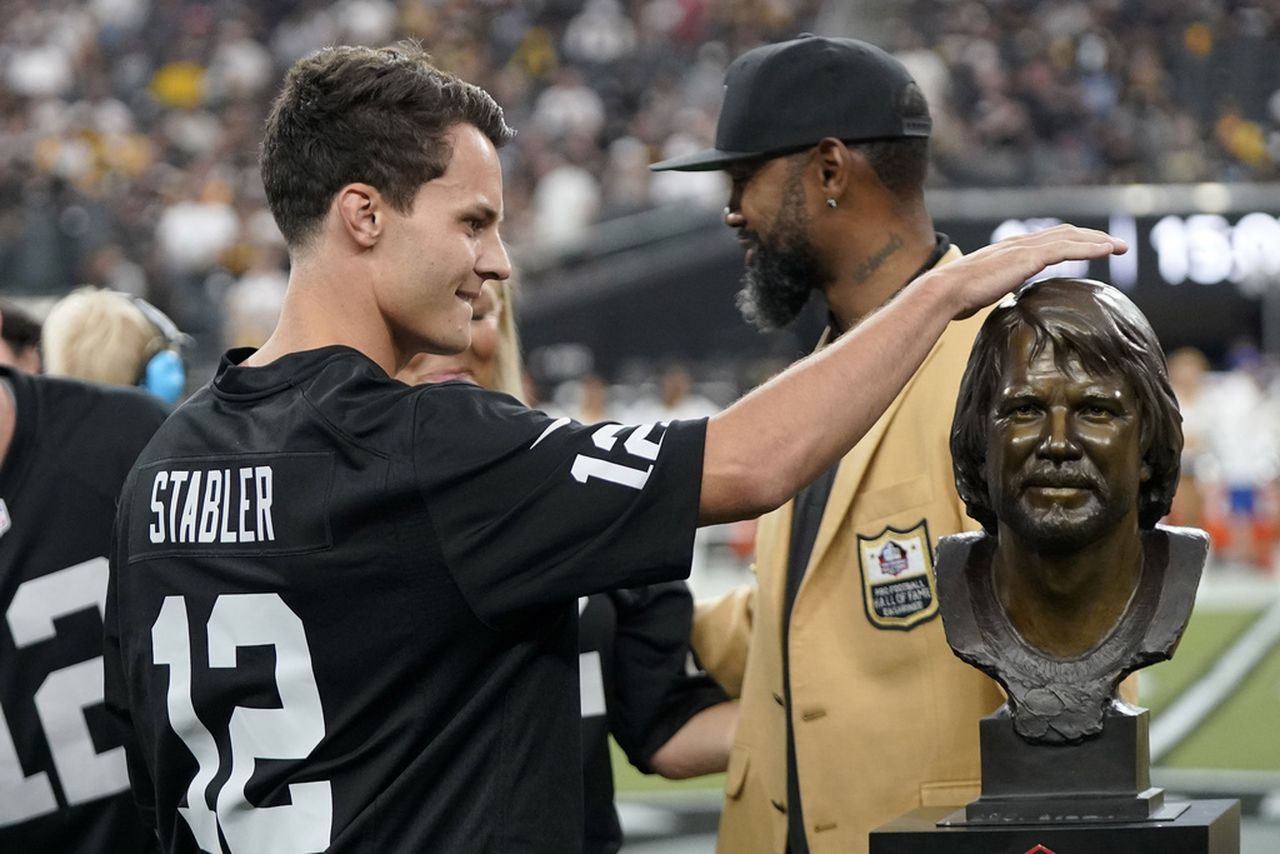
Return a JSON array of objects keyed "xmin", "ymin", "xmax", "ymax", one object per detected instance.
[
  {"xmin": 411, "ymin": 385, "xmax": 706, "ymax": 626},
  {"xmin": 604, "ymin": 583, "xmax": 729, "ymax": 773}
]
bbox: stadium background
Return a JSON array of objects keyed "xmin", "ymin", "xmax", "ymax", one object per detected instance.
[{"xmin": 3, "ymin": 0, "xmax": 1280, "ymax": 850}]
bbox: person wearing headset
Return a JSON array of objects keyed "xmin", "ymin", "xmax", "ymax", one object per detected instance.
[{"xmin": 41, "ymin": 287, "xmax": 191, "ymax": 405}]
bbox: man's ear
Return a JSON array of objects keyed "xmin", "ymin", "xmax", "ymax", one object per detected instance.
[
  {"xmin": 813, "ymin": 138, "xmax": 852, "ymax": 203},
  {"xmin": 336, "ymin": 183, "xmax": 384, "ymax": 248},
  {"xmin": 1140, "ymin": 459, "xmax": 1152, "ymax": 483}
]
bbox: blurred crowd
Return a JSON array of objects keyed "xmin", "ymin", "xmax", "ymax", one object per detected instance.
[
  {"xmin": 883, "ymin": 0, "xmax": 1280, "ymax": 188},
  {"xmin": 3, "ymin": 0, "xmax": 1280, "ymax": 360},
  {"xmin": 1166, "ymin": 343, "xmax": 1280, "ymax": 572}
]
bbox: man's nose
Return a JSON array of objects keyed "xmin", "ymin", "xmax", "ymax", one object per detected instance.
[
  {"xmin": 1037, "ymin": 408, "xmax": 1082, "ymax": 460},
  {"xmin": 480, "ymin": 234, "xmax": 512, "ymax": 282},
  {"xmin": 723, "ymin": 206, "xmax": 745, "ymax": 228}
]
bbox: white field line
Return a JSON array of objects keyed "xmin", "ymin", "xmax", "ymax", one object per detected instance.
[
  {"xmin": 1150, "ymin": 594, "xmax": 1280, "ymax": 763},
  {"xmin": 1152, "ymin": 766, "xmax": 1280, "ymax": 794}
]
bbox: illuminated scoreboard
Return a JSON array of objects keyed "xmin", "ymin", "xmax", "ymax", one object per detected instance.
[
  {"xmin": 989, "ymin": 212, "xmax": 1280, "ymax": 293},
  {"xmin": 938, "ymin": 210, "xmax": 1280, "ymax": 361}
]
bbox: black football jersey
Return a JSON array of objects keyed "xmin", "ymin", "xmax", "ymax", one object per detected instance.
[
  {"xmin": 578, "ymin": 584, "xmax": 728, "ymax": 854},
  {"xmin": 0, "ymin": 368, "xmax": 167, "ymax": 852},
  {"xmin": 104, "ymin": 346, "xmax": 705, "ymax": 854}
]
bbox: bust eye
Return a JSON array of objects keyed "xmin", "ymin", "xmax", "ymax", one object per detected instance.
[
  {"xmin": 1080, "ymin": 403, "xmax": 1116, "ymax": 419},
  {"xmin": 1003, "ymin": 402, "xmax": 1040, "ymax": 420}
]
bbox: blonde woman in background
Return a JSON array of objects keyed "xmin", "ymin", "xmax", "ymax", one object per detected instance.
[
  {"xmin": 397, "ymin": 280, "xmax": 737, "ymax": 854},
  {"xmin": 42, "ymin": 287, "xmax": 190, "ymax": 405},
  {"xmin": 398, "ymin": 279, "xmax": 523, "ymax": 399}
]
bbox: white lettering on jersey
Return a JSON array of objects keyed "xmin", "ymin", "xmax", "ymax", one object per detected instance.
[
  {"xmin": 578, "ymin": 598, "xmax": 606, "ymax": 718},
  {"xmin": 570, "ymin": 423, "xmax": 667, "ymax": 491},
  {"xmin": 0, "ymin": 558, "xmax": 129, "ymax": 826},
  {"xmin": 177, "ymin": 471, "xmax": 202, "ymax": 543},
  {"xmin": 198, "ymin": 471, "xmax": 223, "ymax": 543},
  {"xmin": 154, "ymin": 593, "xmax": 331, "ymax": 853},
  {"xmin": 148, "ymin": 467, "xmax": 277, "ymax": 546},
  {"xmin": 578, "ymin": 651, "xmax": 606, "ymax": 718},
  {"xmin": 530, "ymin": 417, "xmax": 571, "ymax": 449},
  {"xmin": 149, "ymin": 471, "xmax": 169, "ymax": 543}
]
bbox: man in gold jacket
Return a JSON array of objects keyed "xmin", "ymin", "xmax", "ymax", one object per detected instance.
[{"xmin": 652, "ymin": 35, "xmax": 1005, "ymax": 854}]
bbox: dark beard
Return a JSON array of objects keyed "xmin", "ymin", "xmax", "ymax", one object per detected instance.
[
  {"xmin": 735, "ymin": 237, "xmax": 827, "ymax": 331},
  {"xmin": 734, "ymin": 168, "xmax": 827, "ymax": 331},
  {"xmin": 996, "ymin": 479, "xmax": 1129, "ymax": 557}
]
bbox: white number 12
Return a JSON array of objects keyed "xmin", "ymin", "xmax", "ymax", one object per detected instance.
[
  {"xmin": 152, "ymin": 593, "xmax": 331, "ymax": 854},
  {"xmin": 0, "ymin": 558, "xmax": 130, "ymax": 827},
  {"xmin": 570, "ymin": 423, "xmax": 664, "ymax": 490}
]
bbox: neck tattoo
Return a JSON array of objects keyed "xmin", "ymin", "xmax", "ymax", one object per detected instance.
[{"xmin": 850, "ymin": 233, "xmax": 903, "ymax": 284}]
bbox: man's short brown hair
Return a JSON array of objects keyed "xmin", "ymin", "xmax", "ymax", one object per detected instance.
[{"xmin": 260, "ymin": 42, "xmax": 515, "ymax": 249}]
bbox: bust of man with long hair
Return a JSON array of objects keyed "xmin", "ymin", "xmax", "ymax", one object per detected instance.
[{"xmin": 938, "ymin": 277, "xmax": 1206, "ymax": 745}]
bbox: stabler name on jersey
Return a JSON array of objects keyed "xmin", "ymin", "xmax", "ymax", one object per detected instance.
[{"xmin": 148, "ymin": 465, "xmax": 275, "ymax": 545}]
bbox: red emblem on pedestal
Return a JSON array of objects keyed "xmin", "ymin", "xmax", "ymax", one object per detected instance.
[{"xmin": 1023, "ymin": 845, "xmax": 1057, "ymax": 854}]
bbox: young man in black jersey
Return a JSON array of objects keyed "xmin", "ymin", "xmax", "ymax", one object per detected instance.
[
  {"xmin": 0, "ymin": 309, "xmax": 168, "ymax": 852},
  {"xmin": 104, "ymin": 42, "xmax": 1126, "ymax": 854}
]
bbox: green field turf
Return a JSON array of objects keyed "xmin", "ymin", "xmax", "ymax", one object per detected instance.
[
  {"xmin": 1159, "ymin": 620, "xmax": 1280, "ymax": 769},
  {"xmin": 1141, "ymin": 606, "xmax": 1264, "ymax": 715}
]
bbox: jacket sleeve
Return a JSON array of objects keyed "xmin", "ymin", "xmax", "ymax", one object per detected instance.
[
  {"xmin": 606, "ymin": 584, "xmax": 729, "ymax": 772},
  {"xmin": 691, "ymin": 583, "xmax": 755, "ymax": 698}
]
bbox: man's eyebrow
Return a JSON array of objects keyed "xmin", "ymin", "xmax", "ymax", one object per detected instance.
[
  {"xmin": 1081, "ymin": 386, "xmax": 1128, "ymax": 400},
  {"xmin": 467, "ymin": 203, "xmax": 502, "ymax": 225},
  {"xmin": 996, "ymin": 385, "xmax": 1036, "ymax": 398}
]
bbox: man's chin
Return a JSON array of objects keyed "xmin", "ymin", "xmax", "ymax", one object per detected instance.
[
  {"xmin": 1005, "ymin": 510, "xmax": 1112, "ymax": 554},
  {"xmin": 736, "ymin": 269, "xmax": 812, "ymax": 332}
]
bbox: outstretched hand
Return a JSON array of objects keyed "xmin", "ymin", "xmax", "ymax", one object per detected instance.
[{"xmin": 921, "ymin": 225, "xmax": 1128, "ymax": 320}]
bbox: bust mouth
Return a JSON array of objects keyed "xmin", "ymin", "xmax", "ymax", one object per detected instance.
[
  {"xmin": 1024, "ymin": 484, "xmax": 1093, "ymax": 500},
  {"xmin": 1022, "ymin": 474, "xmax": 1097, "ymax": 491}
]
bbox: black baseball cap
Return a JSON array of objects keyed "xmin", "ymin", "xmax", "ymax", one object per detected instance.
[{"xmin": 650, "ymin": 34, "xmax": 930, "ymax": 173}]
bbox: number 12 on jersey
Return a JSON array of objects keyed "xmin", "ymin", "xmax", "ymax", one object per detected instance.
[
  {"xmin": 152, "ymin": 593, "xmax": 331, "ymax": 854},
  {"xmin": 570, "ymin": 423, "xmax": 665, "ymax": 490}
]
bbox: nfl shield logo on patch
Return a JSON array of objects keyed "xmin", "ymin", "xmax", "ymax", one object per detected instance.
[{"xmin": 856, "ymin": 521, "xmax": 939, "ymax": 630}]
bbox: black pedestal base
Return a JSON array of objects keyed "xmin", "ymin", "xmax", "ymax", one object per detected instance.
[
  {"xmin": 870, "ymin": 799, "xmax": 1240, "ymax": 854},
  {"xmin": 969, "ymin": 702, "xmax": 1172, "ymax": 822}
]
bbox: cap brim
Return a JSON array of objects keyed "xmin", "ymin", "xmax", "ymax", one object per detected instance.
[{"xmin": 649, "ymin": 147, "xmax": 759, "ymax": 172}]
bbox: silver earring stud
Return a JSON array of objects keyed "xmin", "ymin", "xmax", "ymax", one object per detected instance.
[{"xmin": 826, "ymin": 198, "xmax": 838, "ymax": 209}]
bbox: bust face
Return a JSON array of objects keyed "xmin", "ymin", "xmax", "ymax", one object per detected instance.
[{"xmin": 984, "ymin": 327, "xmax": 1149, "ymax": 552}]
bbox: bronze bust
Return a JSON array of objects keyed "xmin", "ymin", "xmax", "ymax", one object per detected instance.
[{"xmin": 939, "ymin": 277, "xmax": 1206, "ymax": 745}]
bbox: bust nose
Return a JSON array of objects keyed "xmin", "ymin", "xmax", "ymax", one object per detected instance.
[{"xmin": 1037, "ymin": 408, "xmax": 1082, "ymax": 461}]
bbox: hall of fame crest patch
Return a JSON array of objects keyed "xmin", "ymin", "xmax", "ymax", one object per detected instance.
[{"xmin": 857, "ymin": 521, "xmax": 938, "ymax": 630}]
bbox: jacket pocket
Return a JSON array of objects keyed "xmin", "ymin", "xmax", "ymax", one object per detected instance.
[
  {"xmin": 858, "ymin": 474, "xmax": 933, "ymax": 524},
  {"xmin": 919, "ymin": 779, "xmax": 980, "ymax": 807},
  {"xmin": 724, "ymin": 745, "xmax": 750, "ymax": 799}
]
